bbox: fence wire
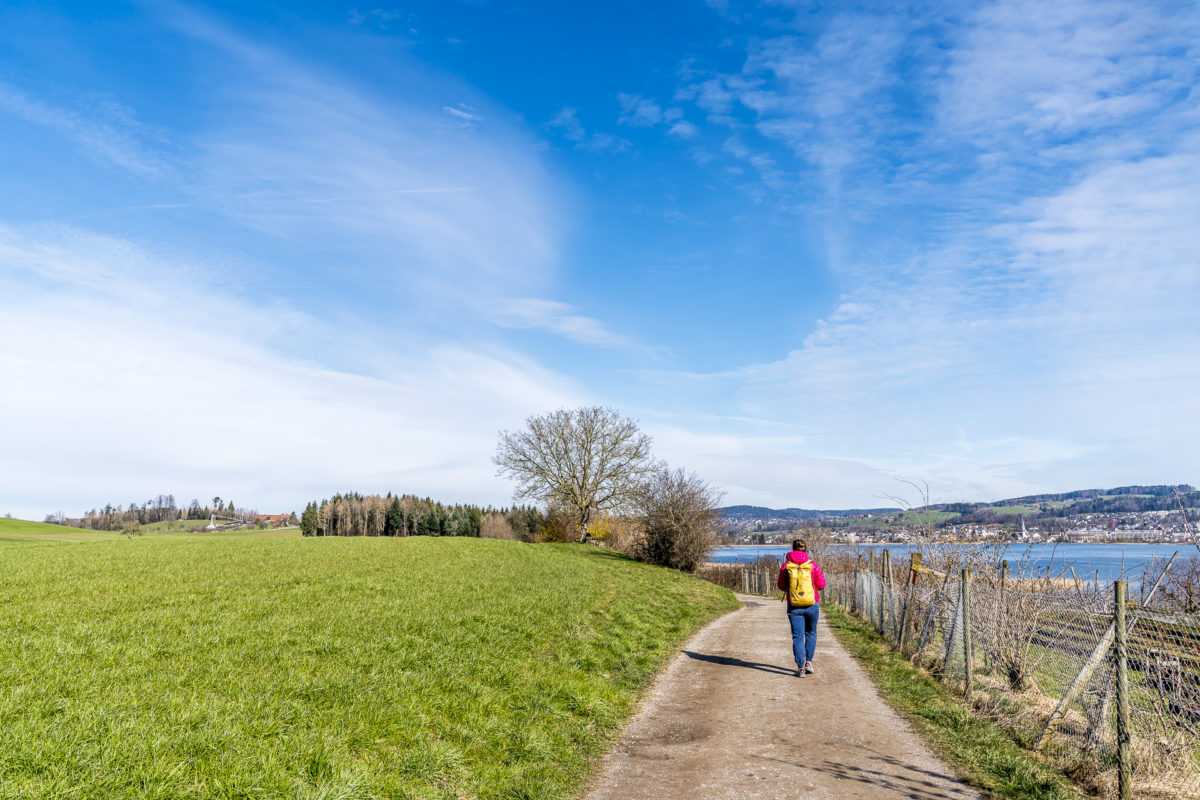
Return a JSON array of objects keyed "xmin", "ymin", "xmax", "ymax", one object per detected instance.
[
  {"xmin": 821, "ymin": 551, "xmax": 1200, "ymax": 800},
  {"xmin": 1125, "ymin": 604, "xmax": 1200, "ymax": 798}
]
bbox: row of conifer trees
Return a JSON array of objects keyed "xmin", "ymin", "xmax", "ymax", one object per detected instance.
[{"xmin": 298, "ymin": 493, "xmax": 550, "ymax": 540}]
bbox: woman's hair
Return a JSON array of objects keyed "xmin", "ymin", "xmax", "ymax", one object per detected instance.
[{"xmin": 792, "ymin": 538, "xmax": 807, "ymax": 552}]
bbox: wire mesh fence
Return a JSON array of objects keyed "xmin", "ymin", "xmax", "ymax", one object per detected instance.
[{"xmin": 820, "ymin": 547, "xmax": 1200, "ymax": 800}]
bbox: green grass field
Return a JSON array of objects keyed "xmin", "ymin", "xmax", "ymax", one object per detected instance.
[
  {"xmin": 0, "ymin": 517, "xmax": 123, "ymax": 544},
  {"xmin": 0, "ymin": 517, "xmax": 299, "ymax": 543},
  {"xmin": 898, "ymin": 509, "xmax": 960, "ymax": 526},
  {"xmin": 988, "ymin": 505, "xmax": 1039, "ymax": 516},
  {"xmin": 0, "ymin": 535, "xmax": 738, "ymax": 799}
]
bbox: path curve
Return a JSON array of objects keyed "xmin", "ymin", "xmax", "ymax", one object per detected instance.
[{"xmin": 584, "ymin": 594, "xmax": 982, "ymax": 800}]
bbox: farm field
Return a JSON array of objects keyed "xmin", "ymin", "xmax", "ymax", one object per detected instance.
[
  {"xmin": 987, "ymin": 505, "xmax": 1040, "ymax": 516},
  {"xmin": 0, "ymin": 517, "xmax": 123, "ymax": 544},
  {"xmin": 0, "ymin": 535, "xmax": 738, "ymax": 799},
  {"xmin": 139, "ymin": 518, "xmax": 228, "ymax": 534},
  {"xmin": 0, "ymin": 517, "xmax": 300, "ymax": 542},
  {"xmin": 138, "ymin": 518, "xmax": 303, "ymax": 538}
]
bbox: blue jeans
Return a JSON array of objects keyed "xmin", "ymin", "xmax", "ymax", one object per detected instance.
[{"xmin": 788, "ymin": 603, "xmax": 819, "ymax": 666}]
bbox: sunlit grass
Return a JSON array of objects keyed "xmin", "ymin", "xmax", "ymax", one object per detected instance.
[{"xmin": 0, "ymin": 536, "xmax": 738, "ymax": 799}]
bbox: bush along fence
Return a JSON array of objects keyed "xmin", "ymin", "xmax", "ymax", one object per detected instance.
[{"xmin": 810, "ymin": 548, "xmax": 1200, "ymax": 800}]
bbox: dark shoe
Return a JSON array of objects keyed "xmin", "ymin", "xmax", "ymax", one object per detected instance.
[{"xmin": 796, "ymin": 667, "xmax": 805, "ymax": 677}]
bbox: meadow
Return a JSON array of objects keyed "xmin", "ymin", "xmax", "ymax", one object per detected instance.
[
  {"xmin": 0, "ymin": 517, "xmax": 124, "ymax": 544},
  {"xmin": 0, "ymin": 532, "xmax": 738, "ymax": 799}
]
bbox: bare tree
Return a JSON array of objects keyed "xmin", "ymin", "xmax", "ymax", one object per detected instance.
[
  {"xmin": 635, "ymin": 466, "xmax": 723, "ymax": 572},
  {"xmin": 493, "ymin": 406, "xmax": 655, "ymax": 543}
]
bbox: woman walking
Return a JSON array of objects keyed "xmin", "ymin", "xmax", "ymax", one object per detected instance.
[{"xmin": 777, "ymin": 538, "xmax": 826, "ymax": 677}]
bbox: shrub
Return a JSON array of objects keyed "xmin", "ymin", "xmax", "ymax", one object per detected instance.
[{"xmin": 635, "ymin": 467, "xmax": 722, "ymax": 572}]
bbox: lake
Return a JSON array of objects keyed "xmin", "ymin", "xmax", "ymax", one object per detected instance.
[{"xmin": 710, "ymin": 542, "xmax": 1198, "ymax": 584}]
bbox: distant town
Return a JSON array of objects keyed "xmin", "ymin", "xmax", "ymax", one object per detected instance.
[{"xmin": 719, "ymin": 484, "xmax": 1199, "ymax": 546}]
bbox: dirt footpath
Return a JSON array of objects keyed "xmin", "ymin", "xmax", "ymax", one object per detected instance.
[{"xmin": 585, "ymin": 595, "xmax": 981, "ymax": 800}]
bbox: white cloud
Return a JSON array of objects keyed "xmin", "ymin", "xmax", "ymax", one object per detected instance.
[
  {"xmin": 0, "ymin": 7, "xmax": 593, "ymax": 519},
  {"xmin": 582, "ymin": 132, "xmax": 633, "ymax": 153},
  {"xmin": 647, "ymin": 422, "xmax": 897, "ymax": 509},
  {"xmin": 150, "ymin": 5, "xmax": 564, "ymax": 299},
  {"xmin": 547, "ymin": 107, "xmax": 586, "ymax": 142},
  {"xmin": 937, "ymin": 0, "xmax": 1199, "ymax": 147},
  {"xmin": 0, "ymin": 82, "xmax": 169, "ymax": 177},
  {"xmin": 705, "ymin": 142, "xmax": 1200, "ymax": 501},
  {"xmin": 635, "ymin": 0, "xmax": 1200, "ymax": 504},
  {"xmin": 667, "ymin": 120, "xmax": 700, "ymax": 138},
  {"xmin": 0, "ymin": 225, "xmax": 583, "ymax": 519},
  {"xmin": 546, "ymin": 107, "xmax": 631, "ymax": 152},
  {"xmin": 617, "ymin": 93, "xmax": 663, "ymax": 126},
  {"xmin": 491, "ymin": 298, "xmax": 636, "ymax": 349},
  {"xmin": 443, "ymin": 103, "xmax": 483, "ymax": 125}
]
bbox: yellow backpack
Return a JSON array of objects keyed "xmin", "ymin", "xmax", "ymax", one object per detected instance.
[{"xmin": 785, "ymin": 560, "xmax": 816, "ymax": 607}]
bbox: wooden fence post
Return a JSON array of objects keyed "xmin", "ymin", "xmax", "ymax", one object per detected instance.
[
  {"xmin": 1115, "ymin": 580, "xmax": 1131, "ymax": 800},
  {"xmin": 941, "ymin": 575, "xmax": 961, "ymax": 678},
  {"xmin": 882, "ymin": 549, "xmax": 892, "ymax": 636},
  {"xmin": 868, "ymin": 549, "xmax": 876, "ymax": 625},
  {"xmin": 962, "ymin": 567, "xmax": 974, "ymax": 700},
  {"xmin": 898, "ymin": 553, "xmax": 920, "ymax": 652},
  {"xmin": 852, "ymin": 554, "xmax": 861, "ymax": 614},
  {"xmin": 999, "ymin": 558, "xmax": 1008, "ymax": 652}
]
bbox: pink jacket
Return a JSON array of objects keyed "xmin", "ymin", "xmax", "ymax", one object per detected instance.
[{"xmin": 777, "ymin": 550, "xmax": 826, "ymax": 603}]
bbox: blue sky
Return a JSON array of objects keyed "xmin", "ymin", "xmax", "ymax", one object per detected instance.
[{"xmin": 2, "ymin": 0, "xmax": 1198, "ymax": 519}]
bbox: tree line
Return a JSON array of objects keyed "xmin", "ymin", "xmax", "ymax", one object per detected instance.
[
  {"xmin": 297, "ymin": 493, "xmax": 580, "ymax": 543},
  {"xmin": 299, "ymin": 493, "xmax": 484, "ymax": 538},
  {"xmin": 303, "ymin": 407, "xmax": 724, "ymax": 573},
  {"xmin": 47, "ymin": 495, "xmax": 259, "ymax": 531}
]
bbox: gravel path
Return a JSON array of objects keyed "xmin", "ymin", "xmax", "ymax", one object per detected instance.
[{"xmin": 584, "ymin": 594, "xmax": 982, "ymax": 800}]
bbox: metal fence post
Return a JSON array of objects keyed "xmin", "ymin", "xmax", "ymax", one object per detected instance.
[
  {"xmin": 962, "ymin": 567, "xmax": 973, "ymax": 700},
  {"xmin": 1115, "ymin": 580, "xmax": 1130, "ymax": 800}
]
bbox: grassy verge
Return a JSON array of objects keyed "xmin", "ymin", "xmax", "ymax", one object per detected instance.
[
  {"xmin": 823, "ymin": 603, "xmax": 1083, "ymax": 800},
  {"xmin": 0, "ymin": 536, "xmax": 738, "ymax": 799}
]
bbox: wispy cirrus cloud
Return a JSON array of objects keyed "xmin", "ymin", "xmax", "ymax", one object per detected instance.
[
  {"xmin": 651, "ymin": 0, "xmax": 1200, "ymax": 501},
  {"xmin": 0, "ymin": 82, "xmax": 169, "ymax": 178},
  {"xmin": 443, "ymin": 103, "xmax": 483, "ymax": 126},
  {"xmin": 0, "ymin": 5, "xmax": 597, "ymax": 518},
  {"xmin": 546, "ymin": 106, "xmax": 631, "ymax": 152},
  {"xmin": 181, "ymin": 44, "xmax": 561, "ymax": 298},
  {"xmin": 937, "ymin": 0, "xmax": 1200, "ymax": 149},
  {"xmin": 491, "ymin": 298, "xmax": 638, "ymax": 350},
  {"xmin": 0, "ymin": 223, "xmax": 583, "ymax": 520}
]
